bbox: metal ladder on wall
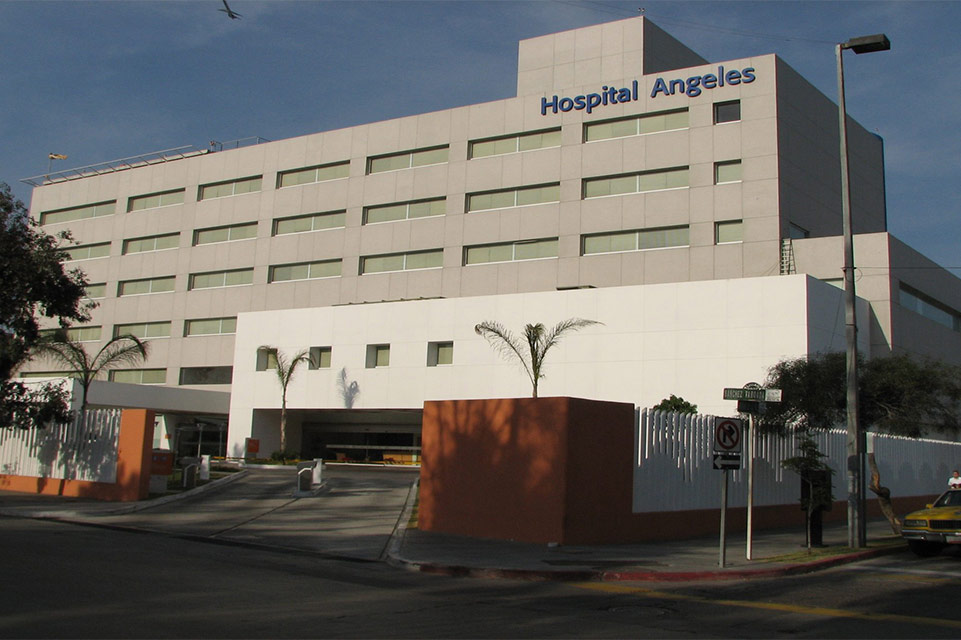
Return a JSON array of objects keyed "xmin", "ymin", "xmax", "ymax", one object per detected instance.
[{"xmin": 780, "ymin": 238, "xmax": 796, "ymax": 275}]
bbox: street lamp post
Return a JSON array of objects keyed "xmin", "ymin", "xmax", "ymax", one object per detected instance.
[{"xmin": 836, "ymin": 33, "xmax": 890, "ymax": 549}]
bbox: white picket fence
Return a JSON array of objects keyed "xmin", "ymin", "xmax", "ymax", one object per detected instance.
[
  {"xmin": 0, "ymin": 409, "xmax": 123, "ymax": 483},
  {"xmin": 635, "ymin": 409, "xmax": 961, "ymax": 513}
]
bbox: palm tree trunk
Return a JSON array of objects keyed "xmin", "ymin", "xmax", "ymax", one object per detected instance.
[{"xmin": 280, "ymin": 403, "xmax": 287, "ymax": 455}]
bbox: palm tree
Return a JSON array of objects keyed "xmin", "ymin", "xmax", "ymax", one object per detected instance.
[
  {"xmin": 474, "ymin": 318, "xmax": 601, "ymax": 398},
  {"xmin": 34, "ymin": 332, "xmax": 150, "ymax": 414},
  {"xmin": 260, "ymin": 346, "xmax": 314, "ymax": 455}
]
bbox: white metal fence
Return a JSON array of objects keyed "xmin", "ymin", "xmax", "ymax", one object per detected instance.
[
  {"xmin": 635, "ymin": 409, "xmax": 961, "ymax": 513},
  {"xmin": 0, "ymin": 409, "xmax": 123, "ymax": 483}
]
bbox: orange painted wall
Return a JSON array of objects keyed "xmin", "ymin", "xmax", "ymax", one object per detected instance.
[
  {"xmin": 0, "ymin": 409, "xmax": 155, "ymax": 502},
  {"xmin": 420, "ymin": 397, "xmax": 635, "ymax": 544},
  {"xmin": 420, "ymin": 398, "xmax": 928, "ymax": 544}
]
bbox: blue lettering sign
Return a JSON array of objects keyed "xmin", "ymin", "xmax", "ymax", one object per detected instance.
[
  {"xmin": 540, "ymin": 80, "xmax": 640, "ymax": 116},
  {"xmin": 649, "ymin": 66, "xmax": 756, "ymax": 99}
]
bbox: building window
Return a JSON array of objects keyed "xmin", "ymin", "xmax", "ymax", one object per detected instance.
[
  {"xmin": 198, "ymin": 176, "xmax": 262, "ymax": 201},
  {"xmin": 367, "ymin": 146, "xmax": 449, "ymax": 174},
  {"xmin": 272, "ymin": 211, "xmax": 345, "ymax": 236},
  {"xmin": 583, "ymin": 167, "xmax": 688, "ymax": 198},
  {"xmin": 584, "ymin": 109, "xmax": 688, "ymax": 142},
  {"xmin": 19, "ymin": 371, "xmax": 78, "ymax": 380},
  {"xmin": 114, "ymin": 321, "xmax": 172, "ymax": 339},
  {"xmin": 184, "ymin": 317, "xmax": 237, "ymax": 336},
  {"xmin": 122, "ymin": 233, "xmax": 179, "ymax": 254},
  {"xmin": 715, "ymin": 160, "xmax": 742, "ymax": 184},
  {"xmin": 118, "ymin": 276, "xmax": 175, "ymax": 296},
  {"xmin": 427, "ymin": 341, "xmax": 453, "ymax": 366},
  {"xmin": 65, "ymin": 242, "xmax": 111, "ymax": 261},
  {"xmin": 256, "ymin": 347, "xmax": 278, "ymax": 371},
  {"xmin": 268, "ymin": 259, "xmax": 342, "ymax": 282},
  {"xmin": 193, "ymin": 222, "xmax": 258, "ymax": 245},
  {"xmin": 360, "ymin": 250, "xmax": 443, "ymax": 274},
  {"xmin": 714, "ymin": 100, "xmax": 741, "ymax": 124},
  {"xmin": 465, "ymin": 238, "xmax": 558, "ymax": 265},
  {"xmin": 788, "ymin": 223, "xmax": 810, "ymax": 239},
  {"xmin": 109, "ymin": 368, "xmax": 166, "ymax": 384},
  {"xmin": 84, "ymin": 283, "xmax": 107, "ymax": 299},
  {"xmin": 309, "ymin": 346, "xmax": 332, "ymax": 369},
  {"xmin": 469, "ymin": 128, "xmax": 561, "ymax": 158},
  {"xmin": 363, "ymin": 198, "xmax": 445, "ymax": 224},
  {"xmin": 127, "ymin": 189, "xmax": 185, "ymax": 212},
  {"xmin": 40, "ymin": 325, "xmax": 102, "ymax": 342},
  {"xmin": 40, "ymin": 201, "xmax": 115, "ymax": 226},
  {"xmin": 179, "ymin": 366, "xmax": 233, "ymax": 385},
  {"xmin": 366, "ymin": 344, "xmax": 390, "ymax": 368},
  {"xmin": 582, "ymin": 226, "xmax": 689, "ymax": 255},
  {"xmin": 188, "ymin": 268, "xmax": 253, "ymax": 290},
  {"xmin": 277, "ymin": 161, "xmax": 349, "ymax": 188},
  {"xmin": 899, "ymin": 284, "xmax": 961, "ymax": 332},
  {"xmin": 715, "ymin": 220, "xmax": 743, "ymax": 244},
  {"xmin": 466, "ymin": 183, "xmax": 560, "ymax": 212}
]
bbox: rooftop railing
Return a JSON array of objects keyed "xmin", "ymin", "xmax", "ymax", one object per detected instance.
[{"xmin": 20, "ymin": 136, "xmax": 270, "ymax": 187}]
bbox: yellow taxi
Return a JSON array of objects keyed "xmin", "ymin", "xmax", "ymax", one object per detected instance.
[{"xmin": 902, "ymin": 489, "xmax": 961, "ymax": 556}]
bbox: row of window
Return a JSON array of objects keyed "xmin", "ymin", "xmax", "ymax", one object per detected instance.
[
  {"xmin": 63, "ymin": 161, "xmax": 743, "ymax": 263},
  {"xmin": 21, "ymin": 340, "xmax": 457, "ymax": 387},
  {"xmin": 42, "ymin": 100, "xmax": 743, "ymax": 225},
  {"xmin": 78, "ymin": 221, "xmax": 744, "ymax": 299},
  {"xmin": 40, "ymin": 317, "xmax": 238, "ymax": 342},
  {"xmin": 53, "ymin": 158, "xmax": 742, "ymax": 233},
  {"xmin": 254, "ymin": 342, "xmax": 453, "ymax": 372}
]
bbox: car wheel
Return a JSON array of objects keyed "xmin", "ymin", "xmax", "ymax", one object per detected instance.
[{"xmin": 908, "ymin": 540, "xmax": 944, "ymax": 557}]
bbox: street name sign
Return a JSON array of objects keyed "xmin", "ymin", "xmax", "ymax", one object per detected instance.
[{"xmin": 723, "ymin": 387, "xmax": 783, "ymax": 402}]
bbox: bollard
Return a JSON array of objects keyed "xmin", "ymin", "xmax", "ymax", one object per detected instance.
[
  {"xmin": 200, "ymin": 455, "xmax": 211, "ymax": 481},
  {"xmin": 297, "ymin": 467, "xmax": 312, "ymax": 492},
  {"xmin": 312, "ymin": 458, "xmax": 324, "ymax": 485},
  {"xmin": 182, "ymin": 463, "xmax": 198, "ymax": 489}
]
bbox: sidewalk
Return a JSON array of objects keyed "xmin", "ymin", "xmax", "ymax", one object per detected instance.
[{"xmin": 0, "ymin": 468, "xmax": 906, "ymax": 582}]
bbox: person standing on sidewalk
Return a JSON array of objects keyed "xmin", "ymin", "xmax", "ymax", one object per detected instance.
[{"xmin": 949, "ymin": 470, "xmax": 961, "ymax": 489}]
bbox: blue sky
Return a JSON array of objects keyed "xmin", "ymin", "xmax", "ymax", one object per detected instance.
[{"xmin": 1, "ymin": 0, "xmax": 958, "ymax": 273}]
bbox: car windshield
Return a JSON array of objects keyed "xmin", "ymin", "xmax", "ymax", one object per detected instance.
[{"xmin": 934, "ymin": 491, "xmax": 961, "ymax": 508}]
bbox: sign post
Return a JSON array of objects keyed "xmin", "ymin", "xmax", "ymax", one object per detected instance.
[
  {"xmin": 723, "ymin": 385, "xmax": 782, "ymax": 561},
  {"xmin": 713, "ymin": 417, "xmax": 742, "ymax": 568}
]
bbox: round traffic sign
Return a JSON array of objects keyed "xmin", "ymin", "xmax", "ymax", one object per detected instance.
[{"xmin": 715, "ymin": 419, "xmax": 741, "ymax": 451}]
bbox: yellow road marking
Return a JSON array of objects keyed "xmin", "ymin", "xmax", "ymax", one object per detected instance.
[{"xmin": 575, "ymin": 582, "xmax": 961, "ymax": 630}]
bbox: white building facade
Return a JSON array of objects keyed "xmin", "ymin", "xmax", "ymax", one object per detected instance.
[{"xmin": 22, "ymin": 18, "xmax": 961, "ymax": 459}]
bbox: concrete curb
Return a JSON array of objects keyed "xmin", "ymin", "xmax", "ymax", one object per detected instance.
[
  {"xmin": 389, "ymin": 541, "xmax": 908, "ymax": 583},
  {"xmin": 0, "ymin": 469, "xmax": 249, "ymax": 519}
]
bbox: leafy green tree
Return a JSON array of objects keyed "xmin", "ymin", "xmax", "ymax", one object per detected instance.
[
  {"xmin": 0, "ymin": 182, "xmax": 89, "ymax": 428},
  {"xmin": 652, "ymin": 394, "xmax": 697, "ymax": 413},
  {"xmin": 474, "ymin": 319, "xmax": 601, "ymax": 398},
  {"xmin": 261, "ymin": 346, "xmax": 314, "ymax": 456},
  {"xmin": 781, "ymin": 430, "xmax": 834, "ymax": 549},
  {"xmin": 33, "ymin": 333, "xmax": 150, "ymax": 414},
  {"xmin": 760, "ymin": 351, "xmax": 961, "ymax": 533}
]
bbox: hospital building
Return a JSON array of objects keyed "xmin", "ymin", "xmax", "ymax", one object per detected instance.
[{"xmin": 21, "ymin": 17, "xmax": 961, "ymax": 460}]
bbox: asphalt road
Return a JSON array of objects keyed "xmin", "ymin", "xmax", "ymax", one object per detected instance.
[{"xmin": 3, "ymin": 514, "xmax": 961, "ymax": 638}]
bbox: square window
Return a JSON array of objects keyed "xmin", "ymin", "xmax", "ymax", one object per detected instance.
[
  {"xmin": 715, "ymin": 160, "xmax": 742, "ymax": 184},
  {"xmin": 427, "ymin": 341, "xmax": 453, "ymax": 366},
  {"xmin": 714, "ymin": 100, "xmax": 741, "ymax": 124},
  {"xmin": 366, "ymin": 344, "xmax": 390, "ymax": 368},
  {"xmin": 309, "ymin": 346, "xmax": 332, "ymax": 369},
  {"xmin": 715, "ymin": 220, "xmax": 744, "ymax": 244},
  {"xmin": 256, "ymin": 347, "xmax": 278, "ymax": 371}
]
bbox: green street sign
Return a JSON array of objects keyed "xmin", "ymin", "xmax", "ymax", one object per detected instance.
[{"xmin": 723, "ymin": 387, "xmax": 782, "ymax": 402}]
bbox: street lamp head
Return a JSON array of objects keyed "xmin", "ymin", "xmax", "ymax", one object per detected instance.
[{"xmin": 842, "ymin": 34, "xmax": 891, "ymax": 54}]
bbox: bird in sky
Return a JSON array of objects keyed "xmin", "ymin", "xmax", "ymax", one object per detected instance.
[{"xmin": 219, "ymin": 0, "xmax": 242, "ymax": 20}]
